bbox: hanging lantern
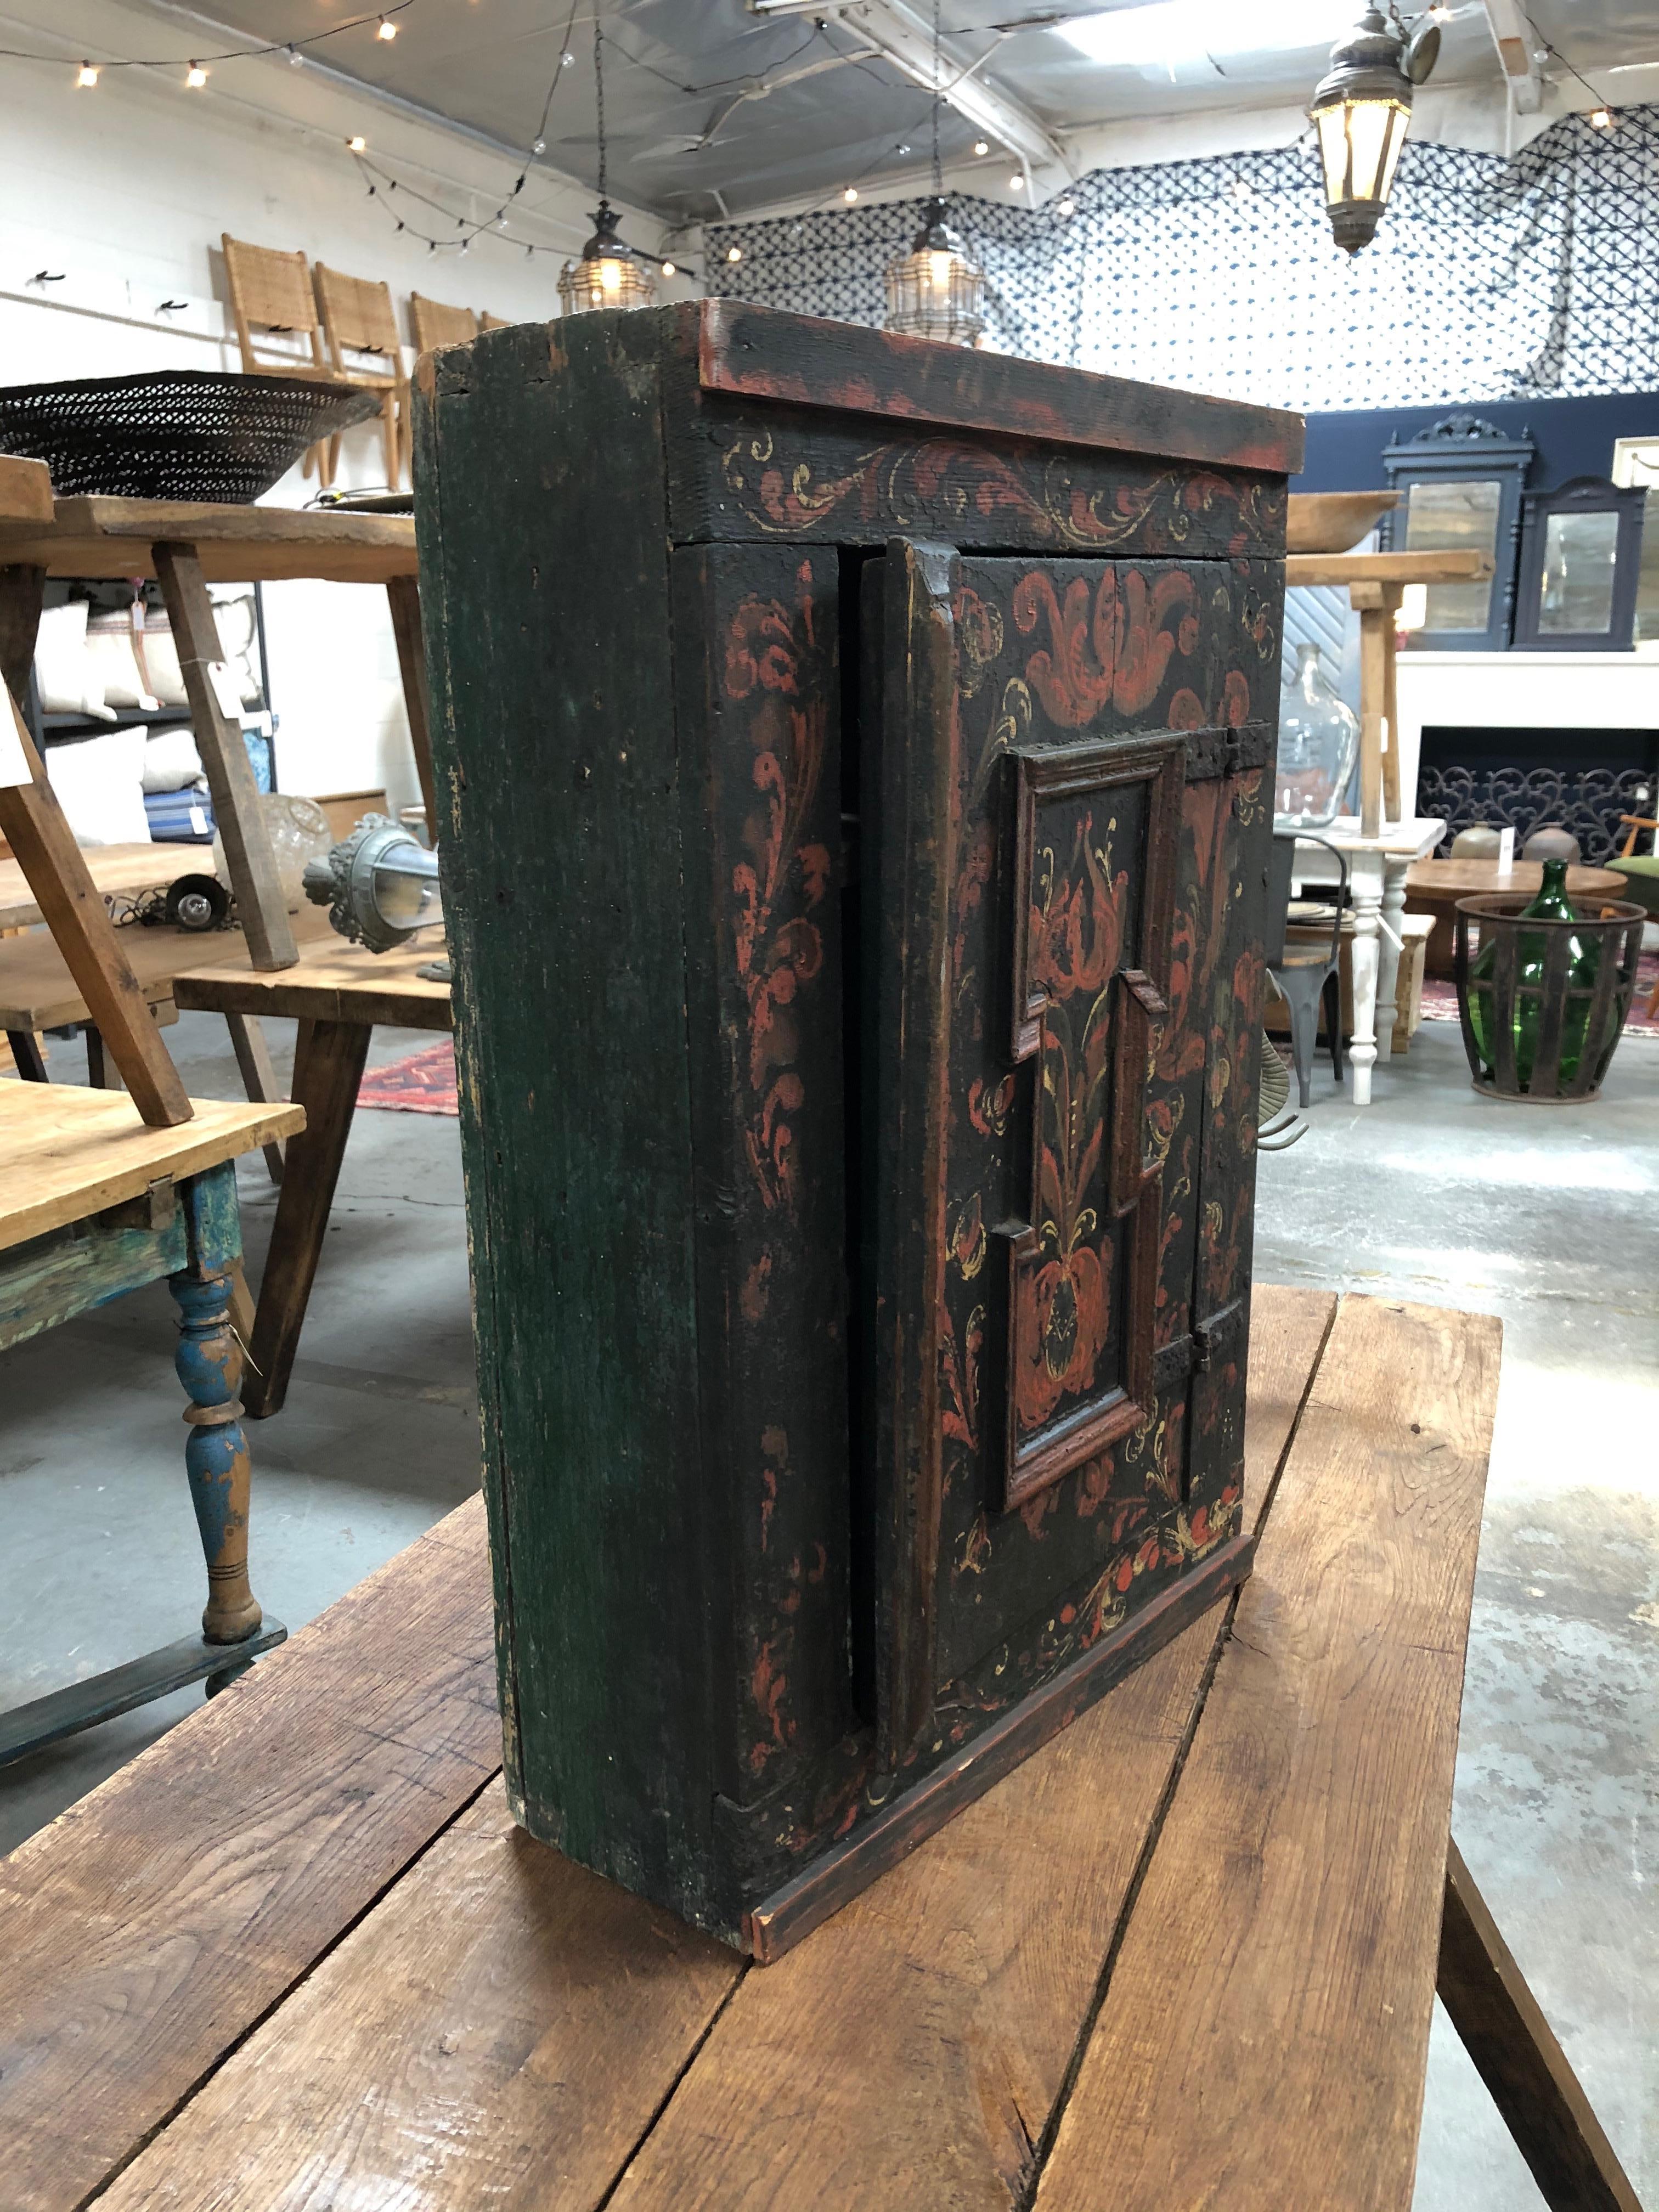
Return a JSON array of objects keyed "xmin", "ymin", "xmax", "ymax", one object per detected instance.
[
  {"xmin": 884, "ymin": 195, "xmax": 985, "ymax": 347},
  {"xmin": 883, "ymin": 0, "xmax": 986, "ymax": 347},
  {"xmin": 1311, "ymin": 6, "xmax": 1428, "ymax": 255},
  {"xmin": 558, "ymin": 24, "xmax": 655, "ymax": 316},
  {"xmin": 558, "ymin": 201, "xmax": 656, "ymax": 315}
]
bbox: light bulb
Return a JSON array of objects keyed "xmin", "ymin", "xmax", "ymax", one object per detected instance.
[
  {"xmin": 927, "ymin": 247, "xmax": 955, "ymax": 290},
  {"xmin": 1589, "ymin": 106, "xmax": 1615, "ymax": 128},
  {"xmin": 76, "ymin": 61, "xmax": 99, "ymax": 87},
  {"xmin": 1057, "ymin": 195, "xmax": 1075, "ymax": 215},
  {"xmin": 532, "ymin": 137, "xmax": 545, "ymax": 154},
  {"xmin": 377, "ymin": 14, "xmax": 398, "ymax": 37},
  {"xmin": 597, "ymin": 256, "xmax": 624, "ymax": 294},
  {"xmin": 727, "ymin": 244, "xmax": 742, "ymax": 262},
  {"xmin": 662, "ymin": 259, "xmax": 677, "ymax": 276},
  {"xmin": 973, "ymin": 138, "xmax": 989, "ymax": 156},
  {"xmin": 1008, "ymin": 172, "xmax": 1023, "ymax": 189},
  {"xmin": 289, "ymin": 44, "xmax": 303, "ymax": 66},
  {"xmin": 561, "ymin": 49, "xmax": 574, "ymax": 65},
  {"xmin": 347, "ymin": 134, "xmax": 367, "ymax": 153},
  {"xmin": 843, "ymin": 185, "xmax": 859, "ymax": 203},
  {"xmin": 185, "ymin": 61, "xmax": 208, "ymax": 87}
]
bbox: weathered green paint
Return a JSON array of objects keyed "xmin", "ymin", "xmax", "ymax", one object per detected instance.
[
  {"xmin": 179, "ymin": 1159, "xmax": 243, "ymax": 1279},
  {"xmin": 0, "ymin": 1207, "xmax": 187, "ymax": 1353}
]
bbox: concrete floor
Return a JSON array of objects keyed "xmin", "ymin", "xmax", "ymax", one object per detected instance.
[{"xmin": 2, "ymin": 1004, "xmax": 1654, "ymax": 2204}]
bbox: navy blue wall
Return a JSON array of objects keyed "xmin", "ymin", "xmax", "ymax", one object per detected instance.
[{"xmin": 1294, "ymin": 393, "xmax": 1659, "ymax": 494}]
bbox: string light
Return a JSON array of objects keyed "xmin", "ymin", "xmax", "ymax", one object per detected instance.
[
  {"xmin": 1589, "ymin": 105, "xmax": 1615, "ymax": 127},
  {"xmin": 376, "ymin": 14, "xmax": 398, "ymax": 37},
  {"xmin": 727, "ymin": 244, "xmax": 743, "ymax": 262},
  {"xmin": 19, "ymin": 3, "xmax": 415, "ymax": 83},
  {"xmin": 1008, "ymin": 171, "xmax": 1023, "ymax": 188},
  {"xmin": 185, "ymin": 61, "xmax": 208, "ymax": 87},
  {"xmin": 289, "ymin": 44, "xmax": 303, "ymax": 66},
  {"xmin": 662, "ymin": 258, "xmax": 677, "ymax": 275},
  {"xmin": 76, "ymin": 60, "xmax": 98, "ymax": 86},
  {"xmin": 347, "ymin": 134, "xmax": 368, "ymax": 151},
  {"xmin": 842, "ymin": 184, "xmax": 859, "ymax": 202},
  {"xmin": 973, "ymin": 138, "xmax": 989, "ymax": 156},
  {"xmin": 1057, "ymin": 194, "xmax": 1075, "ymax": 215}
]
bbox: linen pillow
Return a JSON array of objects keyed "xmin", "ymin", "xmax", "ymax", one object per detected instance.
[
  {"xmin": 84, "ymin": 612, "xmax": 161, "ymax": 712},
  {"xmin": 33, "ymin": 602, "xmax": 113, "ymax": 721},
  {"xmin": 43, "ymin": 725, "xmax": 153, "ymax": 845},
  {"xmin": 141, "ymin": 724, "xmax": 205, "ymax": 793}
]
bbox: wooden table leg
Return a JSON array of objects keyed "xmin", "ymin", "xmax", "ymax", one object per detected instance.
[
  {"xmin": 153, "ymin": 541, "xmax": 297, "ymax": 974},
  {"xmin": 173, "ymin": 1161, "xmax": 264, "ymax": 1652},
  {"xmin": 1381, "ymin": 584, "xmax": 1404, "ymax": 825},
  {"xmin": 245, "ymin": 1016, "xmax": 371, "ymax": 1419},
  {"xmin": 1374, "ymin": 857, "xmax": 1409, "ymax": 1066},
  {"xmin": 1352, "ymin": 583, "xmax": 1389, "ymax": 840},
  {"xmin": 224, "ymin": 1012, "xmax": 285, "ymax": 1183},
  {"xmin": 1438, "ymin": 1836, "xmax": 1643, "ymax": 2212},
  {"xmin": 7, "ymin": 1028, "xmax": 47, "ymax": 1080},
  {"xmin": 1346, "ymin": 850, "xmax": 1384, "ymax": 1105},
  {"xmin": 386, "ymin": 574, "xmax": 438, "ymax": 834}
]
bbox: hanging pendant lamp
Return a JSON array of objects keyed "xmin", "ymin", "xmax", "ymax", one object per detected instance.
[
  {"xmin": 1310, "ymin": 5, "xmax": 1436, "ymax": 255},
  {"xmin": 558, "ymin": 23, "xmax": 655, "ymax": 315},
  {"xmin": 883, "ymin": 0, "xmax": 985, "ymax": 347}
]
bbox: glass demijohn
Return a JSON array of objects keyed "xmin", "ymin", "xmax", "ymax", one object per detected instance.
[
  {"xmin": 1467, "ymin": 858, "xmax": 1600, "ymax": 1092},
  {"xmin": 1276, "ymin": 644, "xmax": 1359, "ymax": 828}
]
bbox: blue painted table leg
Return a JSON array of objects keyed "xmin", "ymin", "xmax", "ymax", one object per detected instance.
[{"xmin": 171, "ymin": 1163, "xmax": 263, "ymax": 1650}]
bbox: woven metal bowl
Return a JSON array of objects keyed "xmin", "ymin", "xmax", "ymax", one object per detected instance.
[{"xmin": 0, "ymin": 370, "xmax": 381, "ymax": 503}]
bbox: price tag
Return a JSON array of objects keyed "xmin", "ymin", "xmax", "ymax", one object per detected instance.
[
  {"xmin": 0, "ymin": 700, "xmax": 31, "ymax": 789},
  {"xmin": 207, "ymin": 659, "xmax": 244, "ymax": 721}
]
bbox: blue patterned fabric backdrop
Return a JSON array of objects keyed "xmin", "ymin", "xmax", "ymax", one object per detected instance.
[{"xmin": 706, "ymin": 106, "xmax": 1659, "ymax": 413}]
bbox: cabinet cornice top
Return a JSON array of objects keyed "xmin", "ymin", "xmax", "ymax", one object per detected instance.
[{"xmin": 689, "ymin": 300, "xmax": 1305, "ymax": 477}]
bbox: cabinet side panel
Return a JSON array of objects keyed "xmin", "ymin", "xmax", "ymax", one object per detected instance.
[
  {"xmin": 415, "ymin": 315, "xmax": 718, "ymax": 1923},
  {"xmin": 670, "ymin": 545, "xmax": 855, "ymax": 1818}
]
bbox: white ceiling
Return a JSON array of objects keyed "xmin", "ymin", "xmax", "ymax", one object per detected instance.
[{"xmin": 131, "ymin": 0, "xmax": 1659, "ymax": 222}]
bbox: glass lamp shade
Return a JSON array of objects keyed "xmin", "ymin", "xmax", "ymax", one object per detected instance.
[
  {"xmin": 884, "ymin": 198, "xmax": 985, "ymax": 347},
  {"xmin": 558, "ymin": 201, "xmax": 656, "ymax": 316},
  {"xmin": 1276, "ymin": 643, "xmax": 1360, "ymax": 828},
  {"xmin": 1311, "ymin": 8, "xmax": 1414, "ymax": 254}
]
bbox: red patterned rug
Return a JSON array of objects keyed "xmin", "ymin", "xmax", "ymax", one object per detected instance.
[
  {"xmin": 357, "ymin": 1040, "xmax": 459, "ymax": 1115},
  {"xmin": 1417, "ymin": 950, "xmax": 1659, "ymax": 1041}
]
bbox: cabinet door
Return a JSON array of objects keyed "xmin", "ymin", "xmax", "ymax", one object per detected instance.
[{"xmin": 865, "ymin": 539, "xmax": 1267, "ymax": 1765}]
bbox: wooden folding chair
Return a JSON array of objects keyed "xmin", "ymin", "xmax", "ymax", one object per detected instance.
[
  {"xmin": 313, "ymin": 264, "xmax": 411, "ymax": 490},
  {"xmin": 409, "ymin": 292, "xmax": 479, "ymax": 358},
  {"xmin": 221, "ymin": 236, "xmax": 339, "ymax": 484}
]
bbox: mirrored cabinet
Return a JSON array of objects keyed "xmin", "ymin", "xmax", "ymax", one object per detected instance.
[
  {"xmin": 1513, "ymin": 477, "xmax": 1647, "ymax": 651},
  {"xmin": 1383, "ymin": 411, "xmax": 1536, "ymax": 650}
]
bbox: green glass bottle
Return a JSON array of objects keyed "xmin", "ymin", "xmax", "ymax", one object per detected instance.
[{"xmin": 1468, "ymin": 856, "xmax": 1598, "ymax": 1091}]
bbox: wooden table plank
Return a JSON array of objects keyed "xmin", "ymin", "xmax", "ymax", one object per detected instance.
[
  {"xmin": 173, "ymin": 935, "xmax": 454, "ymax": 1031},
  {"xmin": 0, "ymin": 498, "xmax": 417, "ymax": 586},
  {"xmin": 1284, "ymin": 550, "xmax": 1495, "ymax": 587},
  {"xmin": 0, "ymin": 1082, "xmax": 303, "ymax": 1251},
  {"xmin": 1031, "ymin": 1297, "xmax": 1503, "ymax": 2212},
  {"xmin": 0, "ymin": 843, "xmax": 201, "ymax": 933},
  {"xmin": 0, "ymin": 909, "xmax": 332, "ymax": 1032},
  {"xmin": 80, "ymin": 1290, "xmax": 1336, "ymax": 2212},
  {"xmin": 0, "ymin": 1496, "xmax": 499, "ymax": 2212}
]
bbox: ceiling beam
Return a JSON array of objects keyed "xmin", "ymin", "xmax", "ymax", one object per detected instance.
[
  {"xmin": 749, "ymin": 0, "xmax": 1074, "ymax": 176},
  {"xmin": 1480, "ymin": 0, "xmax": 1544, "ymax": 113}
]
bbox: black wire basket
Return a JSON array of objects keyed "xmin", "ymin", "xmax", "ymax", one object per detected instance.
[{"xmin": 0, "ymin": 371, "xmax": 381, "ymax": 504}]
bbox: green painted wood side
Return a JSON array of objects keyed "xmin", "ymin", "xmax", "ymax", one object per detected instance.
[
  {"xmin": 0, "ymin": 1209, "xmax": 188, "ymax": 1352},
  {"xmin": 178, "ymin": 1161, "xmax": 242, "ymax": 1279},
  {"xmin": 415, "ymin": 312, "xmax": 721, "ymax": 1922}
]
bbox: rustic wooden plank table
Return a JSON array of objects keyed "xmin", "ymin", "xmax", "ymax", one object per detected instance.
[
  {"xmin": 172, "ymin": 933, "xmax": 453, "ymax": 1418},
  {"xmin": 0, "ymin": 842, "xmax": 200, "ymax": 933},
  {"xmin": 0, "ymin": 1288, "xmax": 1636, "ymax": 2210}
]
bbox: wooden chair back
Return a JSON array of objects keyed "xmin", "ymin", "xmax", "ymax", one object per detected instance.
[
  {"xmin": 221, "ymin": 236, "xmax": 328, "ymax": 375},
  {"xmin": 409, "ymin": 294, "xmax": 478, "ymax": 355},
  {"xmin": 479, "ymin": 312, "xmax": 510, "ymax": 332},
  {"xmin": 1617, "ymin": 812, "xmax": 1657, "ymax": 858},
  {"xmin": 313, "ymin": 265, "xmax": 405, "ymax": 386}
]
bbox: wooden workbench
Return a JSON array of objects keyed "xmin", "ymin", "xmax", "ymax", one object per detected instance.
[
  {"xmin": 0, "ymin": 1290, "xmax": 1637, "ymax": 2212},
  {"xmin": 172, "ymin": 933, "xmax": 452, "ymax": 1416},
  {"xmin": 0, "ymin": 494, "xmax": 415, "ymax": 586},
  {"xmin": 0, "ymin": 842, "xmax": 201, "ymax": 933}
]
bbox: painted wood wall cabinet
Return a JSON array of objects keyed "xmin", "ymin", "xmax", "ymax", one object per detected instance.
[{"xmin": 413, "ymin": 301, "xmax": 1301, "ymax": 1957}]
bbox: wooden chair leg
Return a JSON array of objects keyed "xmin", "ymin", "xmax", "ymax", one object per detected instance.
[
  {"xmin": 224, "ymin": 1011, "xmax": 285, "ymax": 1183},
  {"xmin": 1437, "ymin": 1836, "xmax": 1643, "ymax": 2212},
  {"xmin": 245, "ymin": 1016, "xmax": 371, "ymax": 1419}
]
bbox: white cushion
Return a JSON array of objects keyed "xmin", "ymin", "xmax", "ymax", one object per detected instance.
[
  {"xmin": 141, "ymin": 724, "xmax": 205, "ymax": 793},
  {"xmin": 84, "ymin": 614, "xmax": 161, "ymax": 711},
  {"xmin": 33, "ymin": 602, "xmax": 114, "ymax": 721},
  {"xmin": 43, "ymin": 725, "xmax": 153, "ymax": 845}
]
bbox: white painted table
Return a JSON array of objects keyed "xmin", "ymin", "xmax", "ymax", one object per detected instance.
[{"xmin": 1293, "ymin": 815, "xmax": 1447, "ymax": 1105}]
